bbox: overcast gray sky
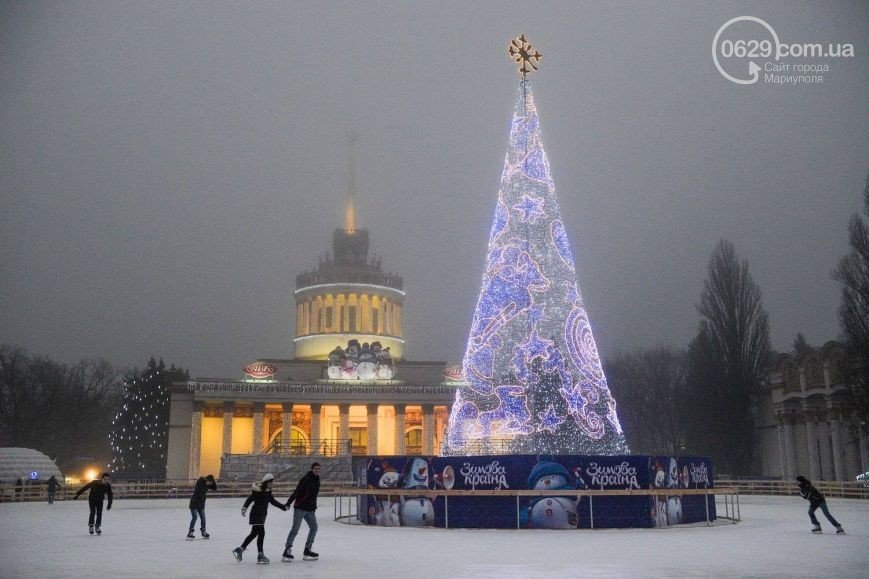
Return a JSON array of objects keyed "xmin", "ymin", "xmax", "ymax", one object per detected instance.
[{"xmin": 2, "ymin": 1, "xmax": 867, "ymax": 379}]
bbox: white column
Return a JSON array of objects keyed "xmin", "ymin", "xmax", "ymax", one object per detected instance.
[
  {"xmin": 860, "ymin": 428, "xmax": 869, "ymax": 474},
  {"xmin": 367, "ymin": 404, "xmax": 379, "ymax": 456},
  {"xmin": 830, "ymin": 411, "xmax": 846, "ymax": 481},
  {"xmin": 252, "ymin": 403, "xmax": 264, "ymax": 454},
  {"xmin": 395, "ymin": 404, "xmax": 407, "ymax": 455},
  {"xmin": 782, "ymin": 414, "xmax": 797, "ymax": 480},
  {"xmin": 817, "ymin": 420, "xmax": 834, "ymax": 481},
  {"xmin": 339, "ymin": 404, "xmax": 351, "ymax": 456},
  {"xmin": 422, "ymin": 404, "xmax": 435, "ymax": 455},
  {"xmin": 188, "ymin": 402, "xmax": 204, "ymax": 480},
  {"xmin": 221, "ymin": 402, "xmax": 234, "ymax": 460},
  {"xmin": 310, "ymin": 404, "xmax": 322, "ymax": 455},
  {"xmin": 803, "ymin": 409, "xmax": 821, "ymax": 480},
  {"xmin": 842, "ymin": 412, "xmax": 861, "ymax": 480},
  {"xmin": 281, "ymin": 403, "xmax": 292, "ymax": 453},
  {"xmin": 776, "ymin": 414, "xmax": 787, "ymax": 479}
]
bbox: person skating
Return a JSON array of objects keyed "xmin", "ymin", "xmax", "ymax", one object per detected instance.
[
  {"xmin": 796, "ymin": 475, "xmax": 845, "ymax": 534},
  {"xmin": 74, "ymin": 473, "xmax": 113, "ymax": 534},
  {"xmin": 45, "ymin": 475, "xmax": 62, "ymax": 504},
  {"xmin": 187, "ymin": 474, "xmax": 217, "ymax": 539},
  {"xmin": 282, "ymin": 462, "xmax": 321, "ymax": 562},
  {"xmin": 232, "ymin": 473, "xmax": 287, "ymax": 564}
]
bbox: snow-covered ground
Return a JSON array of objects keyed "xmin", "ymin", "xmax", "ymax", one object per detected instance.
[{"xmin": 1, "ymin": 495, "xmax": 866, "ymax": 577}]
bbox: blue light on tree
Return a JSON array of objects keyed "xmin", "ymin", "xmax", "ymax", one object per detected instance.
[{"xmin": 445, "ymin": 80, "xmax": 628, "ymax": 456}]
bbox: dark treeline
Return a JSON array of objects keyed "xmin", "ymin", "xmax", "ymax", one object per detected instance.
[
  {"xmin": 609, "ymin": 173, "xmax": 869, "ymax": 475},
  {"xmin": 0, "ymin": 346, "xmax": 188, "ymax": 478},
  {"xmin": 832, "ymin": 174, "xmax": 869, "ymax": 439},
  {"xmin": 0, "ymin": 346, "xmax": 123, "ymax": 473},
  {"xmin": 607, "ymin": 240, "xmax": 770, "ymax": 475}
]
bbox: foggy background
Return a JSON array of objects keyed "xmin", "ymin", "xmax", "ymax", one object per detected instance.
[{"xmin": 2, "ymin": 1, "xmax": 867, "ymax": 379}]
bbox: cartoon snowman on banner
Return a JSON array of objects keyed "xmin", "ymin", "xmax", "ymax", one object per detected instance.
[
  {"xmin": 666, "ymin": 457, "xmax": 683, "ymax": 525},
  {"xmin": 524, "ymin": 459, "xmax": 579, "ymax": 529},
  {"xmin": 650, "ymin": 458, "xmax": 669, "ymax": 528},
  {"xmin": 368, "ymin": 460, "xmax": 401, "ymax": 526},
  {"xmin": 399, "ymin": 457, "xmax": 435, "ymax": 527}
]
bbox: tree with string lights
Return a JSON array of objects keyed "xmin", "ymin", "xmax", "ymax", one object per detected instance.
[
  {"xmin": 445, "ymin": 37, "xmax": 628, "ymax": 456},
  {"xmin": 109, "ymin": 357, "xmax": 188, "ymax": 479}
]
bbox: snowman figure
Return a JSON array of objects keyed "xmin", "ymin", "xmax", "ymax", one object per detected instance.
[
  {"xmin": 399, "ymin": 457, "xmax": 435, "ymax": 527},
  {"xmin": 327, "ymin": 345, "xmax": 345, "ymax": 379},
  {"xmin": 526, "ymin": 459, "xmax": 578, "ymax": 529},
  {"xmin": 357, "ymin": 342, "xmax": 377, "ymax": 380},
  {"xmin": 342, "ymin": 340, "xmax": 360, "ymax": 379},
  {"xmin": 372, "ymin": 466, "xmax": 401, "ymax": 527},
  {"xmin": 650, "ymin": 459, "xmax": 669, "ymax": 527},
  {"xmin": 376, "ymin": 344, "xmax": 395, "ymax": 379}
]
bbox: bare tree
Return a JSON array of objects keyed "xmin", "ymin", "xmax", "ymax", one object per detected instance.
[
  {"xmin": 685, "ymin": 240, "xmax": 771, "ymax": 475},
  {"xmin": 0, "ymin": 345, "xmax": 122, "ymax": 472},
  {"xmin": 605, "ymin": 347, "xmax": 688, "ymax": 454},
  {"xmin": 832, "ymin": 173, "xmax": 869, "ymax": 433}
]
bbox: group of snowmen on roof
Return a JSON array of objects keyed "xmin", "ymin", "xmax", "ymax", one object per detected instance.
[{"xmin": 327, "ymin": 340, "xmax": 394, "ymax": 380}]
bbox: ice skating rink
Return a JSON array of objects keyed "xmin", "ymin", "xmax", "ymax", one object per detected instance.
[{"xmin": 1, "ymin": 495, "xmax": 866, "ymax": 578}]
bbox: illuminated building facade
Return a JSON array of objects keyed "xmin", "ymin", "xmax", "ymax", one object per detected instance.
[{"xmin": 166, "ymin": 190, "xmax": 453, "ymax": 482}]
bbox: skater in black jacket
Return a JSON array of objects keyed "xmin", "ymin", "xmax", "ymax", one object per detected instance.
[
  {"xmin": 232, "ymin": 473, "xmax": 287, "ymax": 564},
  {"xmin": 45, "ymin": 476, "xmax": 62, "ymax": 504},
  {"xmin": 796, "ymin": 475, "xmax": 845, "ymax": 534},
  {"xmin": 187, "ymin": 474, "xmax": 217, "ymax": 539},
  {"xmin": 282, "ymin": 462, "xmax": 321, "ymax": 562},
  {"xmin": 75, "ymin": 473, "xmax": 113, "ymax": 535}
]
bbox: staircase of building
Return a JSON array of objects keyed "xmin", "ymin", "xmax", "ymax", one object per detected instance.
[{"xmin": 220, "ymin": 453, "xmax": 355, "ymax": 486}]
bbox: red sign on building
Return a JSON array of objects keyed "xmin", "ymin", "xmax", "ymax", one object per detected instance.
[{"xmin": 243, "ymin": 363, "xmax": 277, "ymax": 379}]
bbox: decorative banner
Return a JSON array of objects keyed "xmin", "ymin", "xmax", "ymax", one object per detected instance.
[
  {"xmin": 243, "ymin": 363, "xmax": 277, "ymax": 380},
  {"xmin": 359, "ymin": 455, "xmax": 715, "ymax": 529}
]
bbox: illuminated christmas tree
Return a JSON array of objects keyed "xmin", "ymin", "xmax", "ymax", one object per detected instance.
[
  {"xmin": 445, "ymin": 37, "xmax": 628, "ymax": 456},
  {"xmin": 109, "ymin": 357, "xmax": 187, "ymax": 477}
]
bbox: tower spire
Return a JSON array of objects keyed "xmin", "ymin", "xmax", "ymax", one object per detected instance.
[{"xmin": 345, "ymin": 132, "xmax": 357, "ymax": 232}]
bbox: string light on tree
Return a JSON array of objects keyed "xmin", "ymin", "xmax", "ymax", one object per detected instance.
[
  {"xmin": 445, "ymin": 37, "xmax": 628, "ymax": 456},
  {"xmin": 108, "ymin": 357, "xmax": 188, "ymax": 477}
]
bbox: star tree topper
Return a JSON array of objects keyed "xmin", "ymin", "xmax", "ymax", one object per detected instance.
[{"xmin": 508, "ymin": 35, "xmax": 542, "ymax": 77}]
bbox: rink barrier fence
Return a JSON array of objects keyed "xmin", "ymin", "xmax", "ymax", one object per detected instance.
[
  {"xmin": 334, "ymin": 487, "xmax": 741, "ymax": 528},
  {"xmin": 2, "ymin": 478, "xmax": 865, "ymax": 504},
  {"xmin": 0, "ymin": 480, "xmax": 355, "ymax": 503}
]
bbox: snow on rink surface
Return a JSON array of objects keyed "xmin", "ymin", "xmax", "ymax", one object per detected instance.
[{"xmin": 1, "ymin": 495, "xmax": 866, "ymax": 578}]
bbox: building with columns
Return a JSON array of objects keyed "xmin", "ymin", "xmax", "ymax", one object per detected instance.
[
  {"xmin": 754, "ymin": 341, "xmax": 868, "ymax": 481},
  {"xmin": 165, "ymin": 193, "xmax": 456, "ymax": 481}
]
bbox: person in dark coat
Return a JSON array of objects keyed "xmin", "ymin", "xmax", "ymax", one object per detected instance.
[
  {"xmin": 75, "ymin": 473, "xmax": 113, "ymax": 534},
  {"xmin": 796, "ymin": 475, "xmax": 845, "ymax": 534},
  {"xmin": 232, "ymin": 473, "xmax": 287, "ymax": 564},
  {"xmin": 46, "ymin": 476, "xmax": 62, "ymax": 504},
  {"xmin": 14, "ymin": 478, "xmax": 23, "ymax": 501},
  {"xmin": 187, "ymin": 474, "xmax": 217, "ymax": 539},
  {"xmin": 282, "ymin": 462, "xmax": 321, "ymax": 562}
]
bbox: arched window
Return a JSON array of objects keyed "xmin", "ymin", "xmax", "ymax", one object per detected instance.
[{"xmin": 267, "ymin": 427, "xmax": 310, "ymax": 454}]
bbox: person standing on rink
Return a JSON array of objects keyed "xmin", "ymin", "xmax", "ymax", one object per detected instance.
[
  {"xmin": 46, "ymin": 476, "xmax": 62, "ymax": 504},
  {"xmin": 232, "ymin": 473, "xmax": 287, "ymax": 564},
  {"xmin": 187, "ymin": 474, "xmax": 217, "ymax": 539},
  {"xmin": 75, "ymin": 473, "xmax": 113, "ymax": 535},
  {"xmin": 282, "ymin": 462, "xmax": 321, "ymax": 562},
  {"xmin": 796, "ymin": 475, "xmax": 845, "ymax": 534}
]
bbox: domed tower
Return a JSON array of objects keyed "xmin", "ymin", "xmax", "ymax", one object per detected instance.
[{"xmin": 293, "ymin": 174, "xmax": 405, "ymax": 361}]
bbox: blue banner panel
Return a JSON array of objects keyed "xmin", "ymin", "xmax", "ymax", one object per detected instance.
[{"xmin": 360, "ymin": 455, "xmax": 715, "ymax": 529}]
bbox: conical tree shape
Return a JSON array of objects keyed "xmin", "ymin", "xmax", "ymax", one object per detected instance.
[{"xmin": 445, "ymin": 80, "xmax": 628, "ymax": 456}]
